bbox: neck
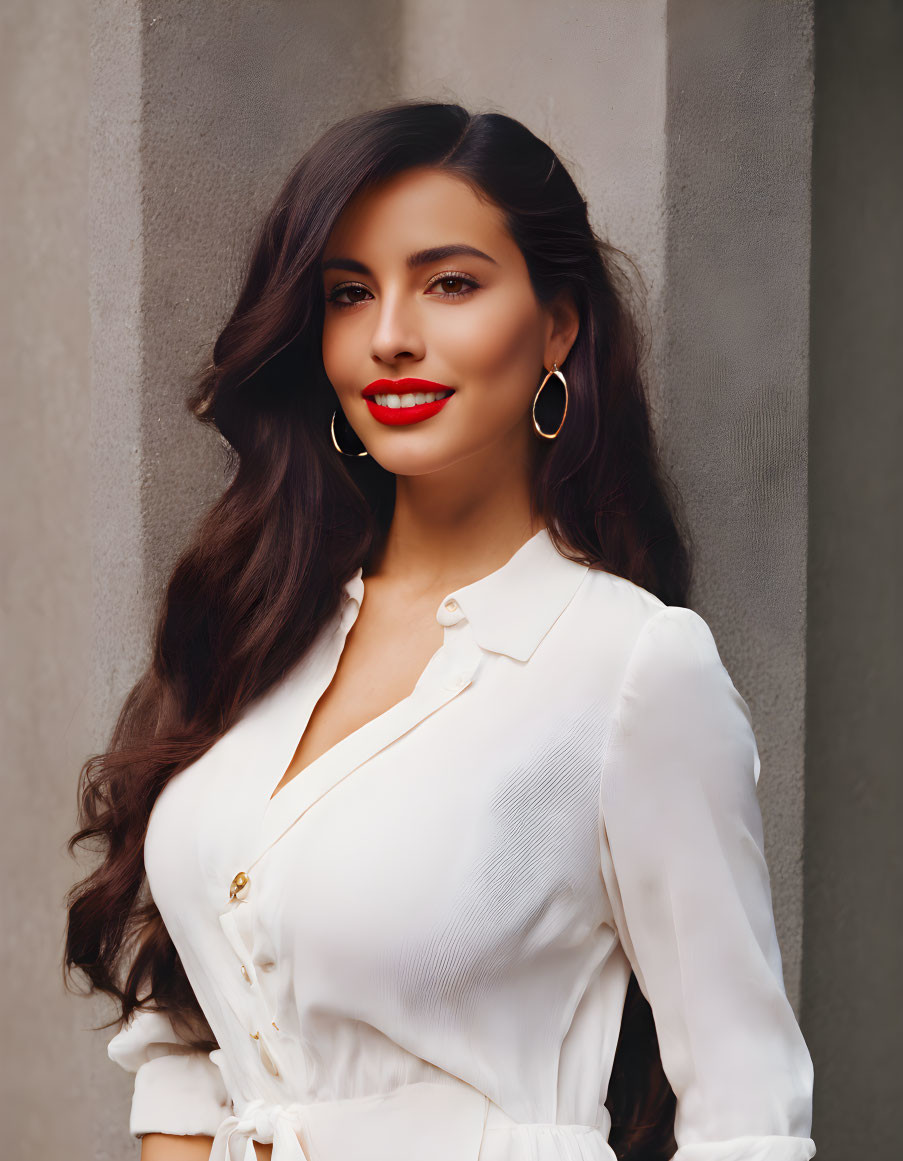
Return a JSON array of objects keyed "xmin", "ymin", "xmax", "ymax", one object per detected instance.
[{"xmin": 365, "ymin": 440, "xmax": 546, "ymax": 594}]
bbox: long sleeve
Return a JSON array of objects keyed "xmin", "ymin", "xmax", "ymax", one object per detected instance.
[
  {"xmin": 597, "ymin": 606, "xmax": 816, "ymax": 1161},
  {"xmin": 107, "ymin": 1005, "xmax": 232, "ymax": 1139}
]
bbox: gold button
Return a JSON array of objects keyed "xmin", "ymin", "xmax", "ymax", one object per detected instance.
[
  {"xmin": 249, "ymin": 1030, "xmax": 259, "ymax": 1040},
  {"xmin": 229, "ymin": 871, "xmax": 250, "ymax": 902},
  {"xmin": 240, "ymin": 965, "xmax": 251, "ymax": 983}
]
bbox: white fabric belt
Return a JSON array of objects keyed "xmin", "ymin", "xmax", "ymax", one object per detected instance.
[{"xmin": 209, "ymin": 1080, "xmax": 615, "ymax": 1161}]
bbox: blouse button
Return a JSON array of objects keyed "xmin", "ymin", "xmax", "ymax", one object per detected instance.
[
  {"xmin": 444, "ymin": 599, "xmax": 458, "ymax": 612},
  {"xmin": 240, "ymin": 964, "xmax": 251, "ymax": 984},
  {"xmin": 229, "ymin": 871, "xmax": 250, "ymax": 902}
]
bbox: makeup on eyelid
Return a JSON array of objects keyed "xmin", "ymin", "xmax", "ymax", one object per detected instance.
[{"xmin": 325, "ymin": 272, "xmax": 481, "ymax": 309}]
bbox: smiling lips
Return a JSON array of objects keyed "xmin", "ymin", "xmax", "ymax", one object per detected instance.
[{"xmin": 362, "ymin": 377, "xmax": 456, "ymax": 426}]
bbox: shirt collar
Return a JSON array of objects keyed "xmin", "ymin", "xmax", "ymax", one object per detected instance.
[{"xmin": 343, "ymin": 527, "xmax": 589, "ymax": 664}]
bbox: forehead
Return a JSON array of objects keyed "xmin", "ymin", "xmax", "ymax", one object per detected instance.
[{"xmin": 323, "ymin": 167, "xmax": 514, "ymax": 259}]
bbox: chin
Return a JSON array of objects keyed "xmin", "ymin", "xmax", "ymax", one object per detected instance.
[
  {"xmin": 368, "ymin": 445, "xmax": 462, "ymax": 478},
  {"xmin": 366, "ymin": 426, "xmax": 491, "ymax": 474}
]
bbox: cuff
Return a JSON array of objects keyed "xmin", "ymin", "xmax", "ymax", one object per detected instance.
[
  {"xmin": 129, "ymin": 1050, "xmax": 232, "ymax": 1139},
  {"xmin": 672, "ymin": 1135, "xmax": 816, "ymax": 1161},
  {"xmin": 108, "ymin": 1009, "xmax": 232, "ymax": 1139}
]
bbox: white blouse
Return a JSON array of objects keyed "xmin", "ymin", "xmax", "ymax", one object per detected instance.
[{"xmin": 107, "ymin": 526, "xmax": 816, "ymax": 1161}]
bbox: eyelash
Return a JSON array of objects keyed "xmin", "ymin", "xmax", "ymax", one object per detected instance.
[{"xmin": 325, "ymin": 271, "xmax": 481, "ymax": 309}]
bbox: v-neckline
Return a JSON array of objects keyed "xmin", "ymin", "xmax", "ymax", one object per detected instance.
[
  {"xmin": 250, "ymin": 626, "xmax": 485, "ymax": 879},
  {"xmin": 261, "ymin": 577, "xmax": 464, "ymax": 813},
  {"xmin": 265, "ymin": 640, "xmax": 444, "ymax": 806},
  {"xmin": 264, "ymin": 586, "xmax": 373, "ymax": 806},
  {"xmin": 260, "ymin": 525, "xmax": 553, "ymax": 815}
]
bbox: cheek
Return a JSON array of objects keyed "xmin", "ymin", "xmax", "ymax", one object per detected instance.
[
  {"xmin": 446, "ymin": 293, "xmax": 544, "ymax": 403},
  {"xmin": 321, "ymin": 317, "xmax": 368, "ymax": 412}
]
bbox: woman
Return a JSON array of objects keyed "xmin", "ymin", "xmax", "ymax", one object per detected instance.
[{"xmin": 65, "ymin": 101, "xmax": 816, "ymax": 1161}]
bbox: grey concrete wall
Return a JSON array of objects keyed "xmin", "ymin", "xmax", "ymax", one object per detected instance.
[
  {"xmin": 0, "ymin": 0, "xmax": 99, "ymax": 1153},
  {"xmin": 92, "ymin": 2, "xmax": 404, "ymax": 1155},
  {"xmin": 401, "ymin": 0, "xmax": 816, "ymax": 1011},
  {"xmin": 662, "ymin": 0, "xmax": 814, "ymax": 1006},
  {"xmin": 804, "ymin": 3, "xmax": 903, "ymax": 1158},
  {"xmin": 1, "ymin": 0, "xmax": 830, "ymax": 1156},
  {"xmin": 2, "ymin": 0, "xmax": 406, "ymax": 1155},
  {"xmin": 137, "ymin": 0, "xmax": 405, "ymax": 599},
  {"xmin": 398, "ymin": 0, "xmax": 670, "ymax": 372}
]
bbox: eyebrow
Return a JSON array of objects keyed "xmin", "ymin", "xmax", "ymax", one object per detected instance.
[{"xmin": 320, "ymin": 244, "xmax": 499, "ymax": 276}]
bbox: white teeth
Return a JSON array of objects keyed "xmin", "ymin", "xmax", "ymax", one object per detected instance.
[{"xmin": 371, "ymin": 390, "xmax": 452, "ymax": 408}]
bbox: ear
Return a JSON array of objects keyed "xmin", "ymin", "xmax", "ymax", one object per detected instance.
[{"xmin": 542, "ymin": 289, "xmax": 580, "ymax": 369}]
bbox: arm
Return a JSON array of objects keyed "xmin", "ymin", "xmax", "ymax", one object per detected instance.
[
  {"xmin": 107, "ymin": 1005, "xmax": 231, "ymax": 1147},
  {"xmin": 597, "ymin": 606, "xmax": 816, "ymax": 1160},
  {"xmin": 140, "ymin": 1134, "xmax": 214, "ymax": 1160}
]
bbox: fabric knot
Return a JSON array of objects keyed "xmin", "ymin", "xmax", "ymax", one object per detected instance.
[
  {"xmin": 210, "ymin": 1081, "xmax": 491, "ymax": 1161},
  {"xmin": 234, "ymin": 1097, "xmax": 276, "ymax": 1140},
  {"xmin": 211, "ymin": 1100, "xmax": 309, "ymax": 1161}
]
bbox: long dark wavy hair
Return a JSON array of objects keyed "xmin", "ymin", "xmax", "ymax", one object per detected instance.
[{"xmin": 65, "ymin": 99, "xmax": 689, "ymax": 1160}]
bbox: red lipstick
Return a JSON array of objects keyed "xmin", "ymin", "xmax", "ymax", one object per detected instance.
[{"xmin": 362, "ymin": 378, "xmax": 456, "ymax": 427}]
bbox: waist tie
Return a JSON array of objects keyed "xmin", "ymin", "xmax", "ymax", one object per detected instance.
[
  {"xmin": 211, "ymin": 1099, "xmax": 307, "ymax": 1161},
  {"xmin": 209, "ymin": 1080, "xmax": 492, "ymax": 1161}
]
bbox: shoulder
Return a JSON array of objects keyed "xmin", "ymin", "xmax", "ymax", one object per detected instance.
[
  {"xmin": 564, "ymin": 565, "xmax": 662, "ymax": 651},
  {"xmin": 564, "ymin": 566, "xmax": 726, "ymax": 685}
]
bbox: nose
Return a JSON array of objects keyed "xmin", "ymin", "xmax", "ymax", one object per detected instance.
[{"xmin": 369, "ymin": 287, "xmax": 426, "ymax": 365}]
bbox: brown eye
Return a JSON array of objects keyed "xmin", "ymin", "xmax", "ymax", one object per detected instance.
[
  {"xmin": 326, "ymin": 283, "xmax": 372, "ymax": 308},
  {"xmin": 326, "ymin": 272, "xmax": 481, "ymax": 310},
  {"xmin": 426, "ymin": 272, "xmax": 480, "ymax": 300}
]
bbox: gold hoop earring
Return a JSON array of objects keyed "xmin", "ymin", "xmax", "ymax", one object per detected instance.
[
  {"xmin": 330, "ymin": 409, "xmax": 369, "ymax": 457},
  {"xmin": 532, "ymin": 362, "xmax": 568, "ymax": 440}
]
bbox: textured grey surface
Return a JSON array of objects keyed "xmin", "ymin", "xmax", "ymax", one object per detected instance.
[
  {"xmin": 398, "ymin": 0, "xmax": 672, "ymax": 537},
  {"xmin": 402, "ymin": 1, "xmax": 816, "ymax": 1016},
  {"xmin": 138, "ymin": 0, "xmax": 405, "ymax": 601},
  {"xmin": 0, "ymin": 0, "xmax": 111, "ymax": 1155},
  {"xmin": 804, "ymin": 2, "xmax": 903, "ymax": 1157},
  {"xmin": 398, "ymin": 0, "xmax": 669, "ymax": 313},
  {"xmin": 87, "ymin": 1, "xmax": 155, "ymax": 1155},
  {"xmin": 663, "ymin": 0, "xmax": 814, "ymax": 1009},
  {"xmin": 0, "ymin": 0, "xmax": 826, "ymax": 1155}
]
